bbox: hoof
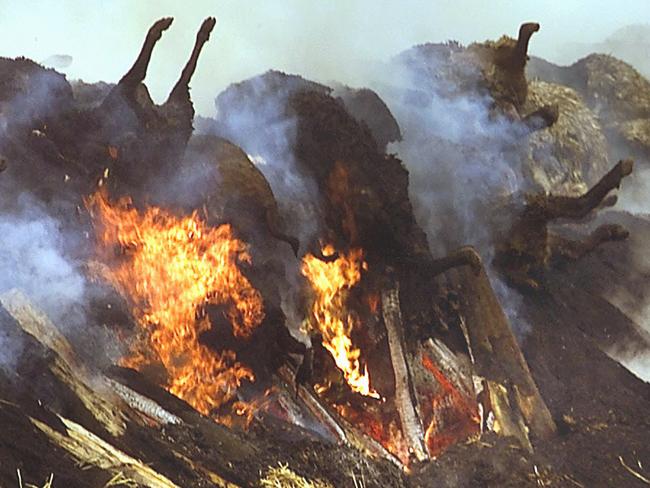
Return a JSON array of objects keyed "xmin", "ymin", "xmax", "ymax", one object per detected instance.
[
  {"xmin": 149, "ymin": 17, "xmax": 174, "ymax": 40},
  {"xmin": 525, "ymin": 22, "xmax": 541, "ymax": 33},
  {"xmin": 600, "ymin": 194, "xmax": 618, "ymax": 209},
  {"xmin": 198, "ymin": 17, "xmax": 217, "ymax": 42},
  {"xmin": 458, "ymin": 246, "xmax": 483, "ymax": 275},
  {"xmin": 618, "ymin": 159, "xmax": 634, "ymax": 178},
  {"xmin": 595, "ymin": 223, "xmax": 629, "ymax": 242}
]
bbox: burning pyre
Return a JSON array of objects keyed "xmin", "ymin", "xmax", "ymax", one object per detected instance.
[
  {"xmin": 86, "ymin": 189, "xmax": 264, "ymax": 423},
  {"xmin": 36, "ymin": 15, "xmax": 573, "ymax": 477}
]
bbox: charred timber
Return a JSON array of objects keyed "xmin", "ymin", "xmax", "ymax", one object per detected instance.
[
  {"xmin": 446, "ymin": 267, "xmax": 557, "ymax": 446},
  {"xmin": 381, "ymin": 283, "xmax": 429, "ymax": 463}
]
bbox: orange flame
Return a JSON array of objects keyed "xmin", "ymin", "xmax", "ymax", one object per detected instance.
[
  {"xmin": 301, "ymin": 245, "xmax": 379, "ymax": 398},
  {"xmin": 86, "ymin": 190, "xmax": 264, "ymax": 420}
]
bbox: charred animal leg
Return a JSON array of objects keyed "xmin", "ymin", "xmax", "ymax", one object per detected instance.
[
  {"xmin": 535, "ymin": 159, "xmax": 633, "ymax": 221},
  {"xmin": 549, "ymin": 224, "xmax": 629, "ymax": 262},
  {"xmin": 166, "ymin": 17, "xmax": 216, "ymax": 105},
  {"xmin": 118, "ymin": 17, "xmax": 173, "ymax": 92},
  {"xmin": 574, "ymin": 194, "xmax": 618, "ymax": 224},
  {"xmin": 413, "ymin": 246, "xmax": 483, "ymax": 277},
  {"xmin": 514, "ymin": 22, "xmax": 540, "ymax": 67}
]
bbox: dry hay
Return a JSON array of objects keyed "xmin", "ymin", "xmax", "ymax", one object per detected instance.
[
  {"xmin": 524, "ymin": 80, "xmax": 609, "ymax": 195},
  {"xmin": 259, "ymin": 464, "xmax": 334, "ymax": 488}
]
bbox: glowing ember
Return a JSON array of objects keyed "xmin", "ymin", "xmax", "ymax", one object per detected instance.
[
  {"xmin": 301, "ymin": 245, "xmax": 379, "ymax": 399},
  {"xmin": 335, "ymin": 404, "xmax": 410, "ymax": 466},
  {"xmin": 86, "ymin": 190, "xmax": 264, "ymax": 420},
  {"xmin": 421, "ymin": 353, "xmax": 480, "ymax": 456}
]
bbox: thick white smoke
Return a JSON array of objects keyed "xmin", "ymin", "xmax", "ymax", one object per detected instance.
[
  {"xmin": 366, "ymin": 55, "xmax": 524, "ymax": 256},
  {"xmin": 0, "ymin": 200, "xmax": 85, "ymax": 322},
  {"xmin": 0, "ymin": 193, "xmax": 87, "ymax": 366}
]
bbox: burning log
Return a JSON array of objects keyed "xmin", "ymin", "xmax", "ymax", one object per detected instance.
[
  {"xmin": 277, "ymin": 365, "xmax": 347, "ymax": 443},
  {"xmin": 494, "ymin": 159, "xmax": 634, "ymax": 290},
  {"xmin": 0, "ymin": 289, "xmax": 406, "ymax": 487},
  {"xmin": 447, "ymin": 266, "xmax": 557, "ymax": 447},
  {"xmin": 381, "ymin": 283, "xmax": 428, "ymax": 463}
]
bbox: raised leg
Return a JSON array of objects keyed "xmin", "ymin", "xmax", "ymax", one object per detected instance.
[
  {"xmin": 534, "ymin": 159, "xmax": 633, "ymax": 221},
  {"xmin": 514, "ymin": 22, "xmax": 540, "ymax": 67},
  {"xmin": 166, "ymin": 17, "xmax": 216, "ymax": 105},
  {"xmin": 118, "ymin": 17, "xmax": 173, "ymax": 92}
]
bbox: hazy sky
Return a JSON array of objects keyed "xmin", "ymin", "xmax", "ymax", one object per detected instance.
[{"xmin": 0, "ymin": 0, "xmax": 648, "ymax": 115}]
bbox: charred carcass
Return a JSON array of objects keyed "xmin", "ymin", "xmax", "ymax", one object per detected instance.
[
  {"xmin": 0, "ymin": 16, "xmax": 216, "ymax": 205},
  {"xmin": 213, "ymin": 70, "xmax": 553, "ymax": 464},
  {"xmin": 494, "ymin": 159, "xmax": 634, "ymax": 290},
  {"xmin": 393, "ymin": 22, "xmax": 558, "ymax": 130},
  {"xmin": 96, "ymin": 16, "xmax": 216, "ymax": 190},
  {"xmin": 180, "ymin": 134, "xmax": 300, "ymax": 257}
]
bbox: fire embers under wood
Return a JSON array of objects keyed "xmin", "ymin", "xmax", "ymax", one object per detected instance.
[
  {"xmin": 85, "ymin": 189, "xmax": 264, "ymax": 426},
  {"xmin": 301, "ymin": 245, "xmax": 378, "ymax": 399},
  {"xmin": 300, "ymin": 245, "xmax": 480, "ymax": 466},
  {"xmin": 418, "ymin": 343, "xmax": 480, "ymax": 457}
]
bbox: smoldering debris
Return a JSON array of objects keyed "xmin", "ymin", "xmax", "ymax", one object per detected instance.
[{"xmin": 0, "ymin": 15, "xmax": 648, "ymax": 488}]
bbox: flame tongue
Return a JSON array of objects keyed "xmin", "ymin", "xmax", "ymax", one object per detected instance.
[
  {"xmin": 87, "ymin": 190, "xmax": 264, "ymax": 420},
  {"xmin": 301, "ymin": 245, "xmax": 379, "ymax": 399}
]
